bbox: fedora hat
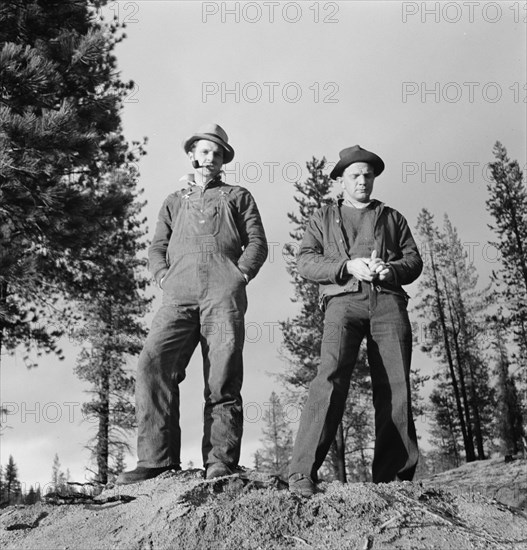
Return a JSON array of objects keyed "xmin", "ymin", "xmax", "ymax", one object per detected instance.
[
  {"xmin": 183, "ymin": 123, "xmax": 235, "ymax": 164},
  {"xmin": 330, "ymin": 145, "xmax": 385, "ymax": 179}
]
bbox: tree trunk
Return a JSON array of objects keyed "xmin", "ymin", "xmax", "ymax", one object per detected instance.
[
  {"xmin": 0, "ymin": 281, "xmax": 7, "ymax": 365},
  {"xmin": 498, "ymin": 354, "xmax": 515, "ymax": 456},
  {"xmin": 443, "ymin": 286, "xmax": 476, "ymax": 462},
  {"xmin": 97, "ymin": 363, "xmax": 110, "ymax": 485},
  {"xmin": 494, "ymin": 322, "xmax": 521, "ymax": 456},
  {"xmin": 445, "ymin": 403, "xmax": 461, "ymax": 467},
  {"xmin": 332, "ymin": 422, "xmax": 347, "ymax": 483},
  {"xmin": 450, "ymin": 257, "xmax": 485, "ymax": 459},
  {"xmin": 467, "ymin": 356, "xmax": 486, "ymax": 459},
  {"xmin": 430, "ymin": 254, "xmax": 473, "ymax": 460}
]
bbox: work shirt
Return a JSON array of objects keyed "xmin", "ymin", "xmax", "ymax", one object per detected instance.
[{"xmin": 340, "ymin": 203, "xmax": 376, "ymax": 260}]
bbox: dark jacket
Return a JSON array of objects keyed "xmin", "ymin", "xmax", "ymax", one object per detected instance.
[
  {"xmin": 148, "ymin": 179, "xmax": 268, "ymax": 284},
  {"xmin": 297, "ymin": 199, "xmax": 422, "ymax": 305}
]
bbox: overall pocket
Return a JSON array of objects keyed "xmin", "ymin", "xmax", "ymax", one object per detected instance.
[{"xmin": 184, "ymin": 200, "xmax": 220, "ymax": 237}]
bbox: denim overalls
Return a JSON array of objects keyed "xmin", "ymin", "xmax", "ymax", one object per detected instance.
[{"xmin": 136, "ymin": 183, "xmax": 249, "ymax": 469}]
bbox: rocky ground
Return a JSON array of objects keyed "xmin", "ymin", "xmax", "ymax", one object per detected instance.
[
  {"xmin": 421, "ymin": 456, "xmax": 526, "ymax": 511},
  {"xmin": 1, "ymin": 457, "xmax": 526, "ymax": 550}
]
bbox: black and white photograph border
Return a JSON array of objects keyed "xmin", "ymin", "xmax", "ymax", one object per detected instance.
[{"xmin": 1, "ymin": 1, "xmax": 526, "ymax": 549}]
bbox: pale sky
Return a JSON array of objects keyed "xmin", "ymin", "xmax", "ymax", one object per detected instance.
[{"xmin": 1, "ymin": 0, "xmax": 526, "ymax": 491}]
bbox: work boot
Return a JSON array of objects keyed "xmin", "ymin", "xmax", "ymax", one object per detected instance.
[
  {"xmin": 288, "ymin": 473, "xmax": 316, "ymax": 497},
  {"xmin": 115, "ymin": 465, "xmax": 178, "ymax": 485},
  {"xmin": 205, "ymin": 462, "xmax": 234, "ymax": 479}
]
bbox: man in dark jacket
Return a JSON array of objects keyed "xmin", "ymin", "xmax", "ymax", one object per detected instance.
[
  {"xmin": 117, "ymin": 124, "xmax": 268, "ymax": 484},
  {"xmin": 288, "ymin": 145, "xmax": 422, "ymax": 497}
]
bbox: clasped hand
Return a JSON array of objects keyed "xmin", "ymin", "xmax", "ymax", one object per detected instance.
[{"xmin": 345, "ymin": 250, "xmax": 393, "ymax": 282}]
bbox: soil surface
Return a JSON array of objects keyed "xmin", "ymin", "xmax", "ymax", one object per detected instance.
[{"xmin": 1, "ymin": 458, "xmax": 526, "ymax": 550}]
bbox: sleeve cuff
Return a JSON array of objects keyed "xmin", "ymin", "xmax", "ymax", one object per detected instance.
[
  {"xmin": 385, "ymin": 263, "xmax": 398, "ymax": 285},
  {"xmin": 155, "ymin": 268, "xmax": 169, "ymax": 286},
  {"xmin": 335, "ymin": 260, "xmax": 350, "ymax": 284},
  {"xmin": 238, "ymin": 265, "xmax": 251, "ymax": 283}
]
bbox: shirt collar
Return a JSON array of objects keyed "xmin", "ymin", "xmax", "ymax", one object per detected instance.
[
  {"xmin": 337, "ymin": 197, "xmax": 380, "ymax": 209},
  {"xmin": 178, "ymin": 172, "xmax": 223, "ymax": 189}
]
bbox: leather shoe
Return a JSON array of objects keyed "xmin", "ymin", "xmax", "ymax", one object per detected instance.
[
  {"xmin": 205, "ymin": 462, "xmax": 234, "ymax": 479},
  {"xmin": 288, "ymin": 473, "xmax": 315, "ymax": 497},
  {"xmin": 115, "ymin": 465, "xmax": 178, "ymax": 485}
]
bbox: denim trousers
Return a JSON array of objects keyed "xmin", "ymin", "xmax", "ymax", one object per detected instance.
[
  {"xmin": 289, "ymin": 285, "xmax": 419, "ymax": 483},
  {"xmin": 136, "ymin": 186, "xmax": 248, "ymax": 469}
]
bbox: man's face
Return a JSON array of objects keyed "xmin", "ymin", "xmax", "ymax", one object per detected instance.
[
  {"xmin": 340, "ymin": 162, "xmax": 375, "ymax": 203},
  {"xmin": 189, "ymin": 139, "xmax": 224, "ymax": 179}
]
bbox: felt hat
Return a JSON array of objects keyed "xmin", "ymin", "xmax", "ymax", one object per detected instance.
[
  {"xmin": 330, "ymin": 145, "xmax": 385, "ymax": 179},
  {"xmin": 183, "ymin": 123, "xmax": 235, "ymax": 164}
]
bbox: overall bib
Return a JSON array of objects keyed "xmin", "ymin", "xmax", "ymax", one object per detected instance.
[{"xmin": 136, "ymin": 184, "xmax": 248, "ymax": 469}]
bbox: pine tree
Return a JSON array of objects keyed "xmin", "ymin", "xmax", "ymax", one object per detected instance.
[
  {"xmin": 417, "ymin": 211, "xmax": 497, "ymax": 462},
  {"xmin": 111, "ymin": 447, "xmax": 127, "ymax": 480},
  {"xmin": 255, "ymin": 392, "xmax": 293, "ymax": 479},
  {"xmin": 485, "ymin": 141, "xmax": 527, "ymax": 418},
  {"xmin": 3, "ymin": 455, "xmax": 21, "ymax": 505},
  {"xmin": 1, "ymin": 0, "xmax": 150, "ymax": 490},
  {"xmin": 50, "ymin": 453, "xmax": 68, "ymax": 494},
  {"xmin": 414, "ymin": 449, "xmax": 436, "ymax": 478},
  {"xmin": 488, "ymin": 315, "xmax": 525, "ymax": 457},
  {"xmin": 25, "ymin": 485, "xmax": 37, "ymax": 505},
  {"xmin": 427, "ymin": 384, "xmax": 463, "ymax": 470},
  {"xmin": 415, "ymin": 209, "xmax": 475, "ymax": 461},
  {"xmin": 73, "ymin": 167, "xmax": 150, "ymax": 486},
  {"xmin": 441, "ymin": 215, "xmax": 495, "ymax": 459},
  {"xmin": 0, "ymin": 0, "xmax": 146, "ymax": 365}
]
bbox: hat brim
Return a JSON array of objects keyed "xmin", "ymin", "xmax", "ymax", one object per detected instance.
[
  {"xmin": 330, "ymin": 152, "xmax": 384, "ymax": 180},
  {"xmin": 183, "ymin": 134, "xmax": 235, "ymax": 164}
]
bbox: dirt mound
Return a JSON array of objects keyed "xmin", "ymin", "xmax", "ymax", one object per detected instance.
[
  {"xmin": 421, "ymin": 456, "xmax": 526, "ymax": 510},
  {"xmin": 1, "ymin": 465, "xmax": 526, "ymax": 550}
]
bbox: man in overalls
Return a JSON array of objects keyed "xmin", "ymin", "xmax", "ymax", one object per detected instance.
[{"xmin": 117, "ymin": 124, "xmax": 268, "ymax": 484}]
